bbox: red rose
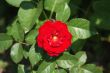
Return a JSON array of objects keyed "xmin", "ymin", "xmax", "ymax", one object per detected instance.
[{"xmin": 37, "ymin": 20, "xmax": 72, "ymax": 57}]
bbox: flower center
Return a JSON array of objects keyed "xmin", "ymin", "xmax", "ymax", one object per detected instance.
[
  {"xmin": 52, "ymin": 36, "xmax": 58, "ymax": 42},
  {"xmin": 47, "ymin": 32, "xmax": 64, "ymax": 47}
]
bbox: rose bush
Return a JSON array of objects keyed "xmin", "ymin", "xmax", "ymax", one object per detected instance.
[
  {"xmin": 37, "ymin": 20, "xmax": 72, "ymax": 56},
  {"xmin": 0, "ymin": 0, "xmax": 106, "ymax": 73}
]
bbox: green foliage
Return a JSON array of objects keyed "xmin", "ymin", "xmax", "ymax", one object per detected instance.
[
  {"xmin": 56, "ymin": 52, "xmax": 77, "ymax": 68},
  {"xmin": 10, "ymin": 43, "xmax": 23, "ymax": 63},
  {"xmin": 56, "ymin": 3, "xmax": 70, "ymax": 22},
  {"xmin": 28, "ymin": 44, "xmax": 41, "ymax": 67},
  {"xmin": 53, "ymin": 69, "xmax": 67, "ymax": 73},
  {"xmin": 44, "ymin": 0, "xmax": 70, "ymax": 21},
  {"xmin": 18, "ymin": 1, "xmax": 43, "ymax": 33},
  {"xmin": 5, "ymin": 0, "xmax": 31, "ymax": 7},
  {"xmin": 44, "ymin": 0, "xmax": 70, "ymax": 12},
  {"xmin": 25, "ymin": 30, "xmax": 38, "ymax": 45},
  {"xmin": 37, "ymin": 61, "xmax": 55, "ymax": 73},
  {"xmin": 82, "ymin": 64, "xmax": 103, "ymax": 73},
  {"xmin": 70, "ymin": 64, "xmax": 103, "ymax": 73},
  {"xmin": 18, "ymin": 64, "xmax": 25, "ymax": 73},
  {"xmin": 68, "ymin": 18, "xmax": 96, "ymax": 42},
  {"xmin": 23, "ymin": 49, "xmax": 28, "ymax": 59},
  {"xmin": 7, "ymin": 19, "xmax": 24, "ymax": 42},
  {"xmin": 71, "ymin": 39, "xmax": 86, "ymax": 51},
  {"xmin": 75, "ymin": 51, "xmax": 87, "ymax": 66},
  {"xmin": 0, "ymin": 33, "xmax": 13, "ymax": 53},
  {"xmin": 69, "ymin": 52, "xmax": 103, "ymax": 73}
]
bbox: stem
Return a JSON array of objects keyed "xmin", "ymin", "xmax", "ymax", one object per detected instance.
[
  {"xmin": 19, "ymin": 42, "xmax": 30, "ymax": 46},
  {"xmin": 49, "ymin": 0, "xmax": 57, "ymax": 19},
  {"xmin": 37, "ymin": 0, "xmax": 48, "ymax": 19},
  {"xmin": 43, "ymin": 11, "xmax": 48, "ymax": 19}
]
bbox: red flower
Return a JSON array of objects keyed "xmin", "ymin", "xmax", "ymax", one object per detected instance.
[{"xmin": 37, "ymin": 20, "xmax": 72, "ymax": 57}]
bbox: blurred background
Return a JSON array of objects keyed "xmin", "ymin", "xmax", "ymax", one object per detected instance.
[{"xmin": 0, "ymin": 0, "xmax": 110, "ymax": 73}]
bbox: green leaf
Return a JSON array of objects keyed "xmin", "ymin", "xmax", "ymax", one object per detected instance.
[
  {"xmin": 71, "ymin": 39, "xmax": 86, "ymax": 51},
  {"xmin": 44, "ymin": 0, "xmax": 70, "ymax": 12},
  {"xmin": 75, "ymin": 51, "xmax": 87, "ymax": 66},
  {"xmin": 37, "ymin": 61, "xmax": 55, "ymax": 73},
  {"xmin": 7, "ymin": 26, "xmax": 13, "ymax": 36},
  {"xmin": 31, "ymin": 71, "xmax": 37, "ymax": 73},
  {"xmin": 53, "ymin": 69, "xmax": 67, "ymax": 73},
  {"xmin": 70, "ymin": 67, "xmax": 82, "ymax": 73},
  {"xmin": 35, "ymin": 20, "xmax": 45, "ymax": 29},
  {"xmin": 7, "ymin": 19, "xmax": 24, "ymax": 42},
  {"xmin": 70, "ymin": 67, "xmax": 92, "ymax": 73},
  {"xmin": 23, "ymin": 50, "xmax": 28, "ymax": 59},
  {"xmin": 5, "ymin": 0, "xmax": 31, "ymax": 7},
  {"xmin": 28, "ymin": 44, "xmax": 41, "ymax": 67},
  {"xmin": 56, "ymin": 3, "xmax": 70, "ymax": 22},
  {"xmin": 35, "ymin": 0, "xmax": 43, "ymax": 19},
  {"xmin": 12, "ymin": 22, "xmax": 24, "ymax": 42},
  {"xmin": 10, "ymin": 43, "xmax": 23, "ymax": 63},
  {"xmin": 25, "ymin": 30, "xmax": 38, "ymax": 45},
  {"xmin": 0, "ymin": 33, "xmax": 13, "ymax": 53},
  {"xmin": 68, "ymin": 18, "xmax": 96, "ymax": 42},
  {"xmin": 56, "ymin": 52, "xmax": 77, "ymax": 69},
  {"xmin": 18, "ymin": 1, "xmax": 42, "ymax": 33},
  {"xmin": 70, "ymin": 64, "xmax": 103, "ymax": 73},
  {"xmin": 18, "ymin": 64, "xmax": 25, "ymax": 73},
  {"xmin": 82, "ymin": 64, "xmax": 103, "ymax": 73}
]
